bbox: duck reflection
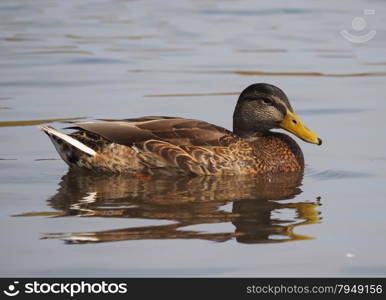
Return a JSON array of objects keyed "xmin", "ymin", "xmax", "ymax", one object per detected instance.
[{"xmin": 39, "ymin": 171, "xmax": 321, "ymax": 244}]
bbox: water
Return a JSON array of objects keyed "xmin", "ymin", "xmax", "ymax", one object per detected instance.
[{"xmin": 1, "ymin": 0, "xmax": 386, "ymax": 276}]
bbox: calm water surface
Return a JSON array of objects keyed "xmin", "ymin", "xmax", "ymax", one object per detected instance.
[{"xmin": 1, "ymin": 0, "xmax": 386, "ymax": 276}]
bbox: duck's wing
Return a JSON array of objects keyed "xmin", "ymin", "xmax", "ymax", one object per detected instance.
[{"xmin": 67, "ymin": 117, "xmax": 236, "ymax": 147}]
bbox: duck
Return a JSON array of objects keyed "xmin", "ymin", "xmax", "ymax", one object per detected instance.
[{"xmin": 40, "ymin": 83, "xmax": 322, "ymax": 176}]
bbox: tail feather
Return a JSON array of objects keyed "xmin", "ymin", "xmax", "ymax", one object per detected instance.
[{"xmin": 39, "ymin": 125, "xmax": 96, "ymax": 157}]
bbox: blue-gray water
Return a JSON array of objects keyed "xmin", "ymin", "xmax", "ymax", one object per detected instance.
[{"xmin": 1, "ymin": 0, "xmax": 386, "ymax": 276}]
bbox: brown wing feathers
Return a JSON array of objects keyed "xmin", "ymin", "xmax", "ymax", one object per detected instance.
[
  {"xmin": 65, "ymin": 117, "xmax": 239, "ymax": 175},
  {"xmin": 67, "ymin": 117, "xmax": 234, "ymax": 148}
]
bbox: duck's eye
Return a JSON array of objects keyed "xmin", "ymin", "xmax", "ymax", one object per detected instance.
[{"xmin": 261, "ymin": 98, "xmax": 272, "ymax": 104}]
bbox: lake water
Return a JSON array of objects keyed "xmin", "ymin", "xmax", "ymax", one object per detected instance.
[{"xmin": 1, "ymin": 0, "xmax": 386, "ymax": 277}]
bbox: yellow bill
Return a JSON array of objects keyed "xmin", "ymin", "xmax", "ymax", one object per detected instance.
[{"xmin": 280, "ymin": 110, "xmax": 322, "ymax": 145}]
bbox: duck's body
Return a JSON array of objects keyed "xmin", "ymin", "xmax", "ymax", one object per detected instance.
[{"xmin": 41, "ymin": 83, "xmax": 321, "ymax": 176}]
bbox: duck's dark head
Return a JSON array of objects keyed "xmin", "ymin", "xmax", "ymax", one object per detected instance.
[{"xmin": 233, "ymin": 83, "xmax": 321, "ymax": 145}]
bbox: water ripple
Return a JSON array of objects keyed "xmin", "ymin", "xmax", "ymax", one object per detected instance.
[
  {"xmin": 128, "ymin": 69, "xmax": 386, "ymax": 78},
  {"xmin": 299, "ymin": 108, "xmax": 369, "ymax": 116},
  {"xmin": 307, "ymin": 170, "xmax": 373, "ymax": 180}
]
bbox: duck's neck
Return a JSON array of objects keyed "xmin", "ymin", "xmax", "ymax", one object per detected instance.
[
  {"xmin": 232, "ymin": 120, "xmax": 271, "ymax": 138},
  {"xmin": 233, "ymin": 129, "xmax": 265, "ymax": 138},
  {"xmin": 233, "ymin": 105, "xmax": 273, "ymax": 138}
]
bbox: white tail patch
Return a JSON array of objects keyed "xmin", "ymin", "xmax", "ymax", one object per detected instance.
[{"xmin": 39, "ymin": 125, "xmax": 96, "ymax": 156}]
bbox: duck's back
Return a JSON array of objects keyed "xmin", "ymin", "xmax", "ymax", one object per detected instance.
[{"xmin": 69, "ymin": 116, "xmax": 236, "ymax": 148}]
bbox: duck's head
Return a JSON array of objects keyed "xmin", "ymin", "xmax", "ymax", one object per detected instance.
[{"xmin": 233, "ymin": 83, "xmax": 322, "ymax": 145}]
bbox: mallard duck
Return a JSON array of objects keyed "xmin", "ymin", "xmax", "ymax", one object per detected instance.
[{"xmin": 40, "ymin": 83, "xmax": 321, "ymax": 176}]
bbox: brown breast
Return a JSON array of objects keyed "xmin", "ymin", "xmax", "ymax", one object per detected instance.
[{"xmin": 247, "ymin": 132, "xmax": 304, "ymax": 174}]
